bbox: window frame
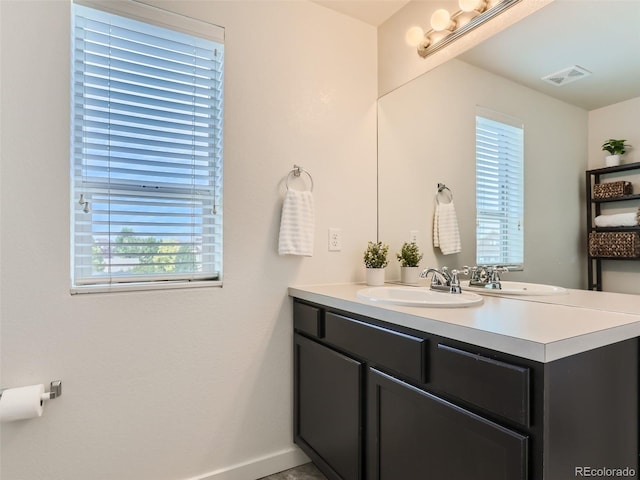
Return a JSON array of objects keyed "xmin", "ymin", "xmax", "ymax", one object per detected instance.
[
  {"xmin": 475, "ymin": 107, "xmax": 524, "ymax": 270},
  {"xmin": 70, "ymin": 0, "xmax": 224, "ymax": 294}
]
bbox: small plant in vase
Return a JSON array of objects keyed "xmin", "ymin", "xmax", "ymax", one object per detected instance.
[
  {"xmin": 364, "ymin": 241, "xmax": 389, "ymax": 286},
  {"xmin": 602, "ymin": 139, "xmax": 631, "ymax": 167},
  {"xmin": 396, "ymin": 242, "xmax": 423, "ymax": 284}
]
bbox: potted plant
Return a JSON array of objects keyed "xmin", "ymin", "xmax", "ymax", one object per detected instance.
[
  {"xmin": 396, "ymin": 242, "xmax": 423, "ymax": 284},
  {"xmin": 602, "ymin": 139, "xmax": 631, "ymax": 166},
  {"xmin": 363, "ymin": 241, "xmax": 389, "ymax": 286}
]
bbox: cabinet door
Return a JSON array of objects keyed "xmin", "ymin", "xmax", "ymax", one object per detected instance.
[
  {"xmin": 368, "ymin": 368, "xmax": 528, "ymax": 480},
  {"xmin": 294, "ymin": 334, "xmax": 363, "ymax": 480}
]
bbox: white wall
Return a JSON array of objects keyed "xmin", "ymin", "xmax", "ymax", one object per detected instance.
[
  {"xmin": 0, "ymin": 1, "xmax": 377, "ymax": 479},
  {"xmin": 378, "ymin": 59, "xmax": 587, "ymax": 289},
  {"xmin": 588, "ymin": 97, "xmax": 640, "ymax": 294},
  {"xmin": 588, "ymin": 97, "xmax": 640, "ymax": 169}
]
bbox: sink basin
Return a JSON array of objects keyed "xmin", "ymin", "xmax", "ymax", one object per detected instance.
[
  {"xmin": 465, "ymin": 281, "xmax": 568, "ymax": 296},
  {"xmin": 357, "ymin": 286, "xmax": 484, "ymax": 308}
]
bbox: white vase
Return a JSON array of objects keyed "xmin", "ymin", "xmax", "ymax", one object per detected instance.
[
  {"xmin": 366, "ymin": 268, "xmax": 385, "ymax": 286},
  {"xmin": 400, "ymin": 266, "xmax": 420, "ymax": 285},
  {"xmin": 605, "ymin": 154, "xmax": 621, "ymax": 167}
]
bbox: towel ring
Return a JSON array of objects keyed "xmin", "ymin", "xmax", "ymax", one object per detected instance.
[
  {"xmin": 436, "ymin": 183, "xmax": 453, "ymax": 204},
  {"xmin": 286, "ymin": 165, "xmax": 314, "ymax": 192}
]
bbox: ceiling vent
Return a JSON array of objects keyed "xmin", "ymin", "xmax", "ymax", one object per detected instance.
[{"xmin": 541, "ymin": 65, "xmax": 592, "ymax": 86}]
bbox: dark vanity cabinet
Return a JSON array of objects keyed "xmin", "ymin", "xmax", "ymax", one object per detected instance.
[{"xmin": 293, "ymin": 299, "xmax": 638, "ymax": 480}]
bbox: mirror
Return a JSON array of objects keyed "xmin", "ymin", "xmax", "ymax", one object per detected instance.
[{"xmin": 377, "ymin": 0, "xmax": 640, "ymax": 292}]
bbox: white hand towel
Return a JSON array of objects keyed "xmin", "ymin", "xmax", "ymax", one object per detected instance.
[
  {"xmin": 278, "ymin": 189, "xmax": 315, "ymax": 256},
  {"xmin": 594, "ymin": 211, "xmax": 639, "ymax": 228},
  {"xmin": 433, "ymin": 201, "xmax": 461, "ymax": 255}
]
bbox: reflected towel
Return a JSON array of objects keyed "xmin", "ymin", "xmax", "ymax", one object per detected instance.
[
  {"xmin": 433, "ymin": 201, "xmax": 461, "ymax": 255},
  {"xmin": 278, "ymin": 189, "xmax": 315, "ymax": 256},
  {"xmin": 594, "ymin": 210, "xmax": 640, "ymax": 228}
]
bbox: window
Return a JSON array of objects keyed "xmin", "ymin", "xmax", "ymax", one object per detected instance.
[
  {"xmin": 475, "ymin": 108, "xmax": 524, "ymax": 268},
  {"xmin": 71, "ymin": 2, "xmax": 224, "ymax": 292}
]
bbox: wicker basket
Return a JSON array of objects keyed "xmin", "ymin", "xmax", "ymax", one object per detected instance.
[
  {"xmin": 593, "ymin": 181, "xmax": 633, "ymax": 199},
  {"xmin": 589, "ymin": 231, "xmax": 640, "ymax": 258}
]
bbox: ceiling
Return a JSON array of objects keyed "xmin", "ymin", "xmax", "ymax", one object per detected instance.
[
  {"xmin": 311, "ymin": 0, "xmax": 410, "ymax": 26},
  {"xmin": 314, "ymin": 0, "xmax": 640, "ymax": 110}
]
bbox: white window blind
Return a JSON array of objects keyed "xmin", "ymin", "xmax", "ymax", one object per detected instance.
[
  {"xmin": 475, "ymin": 109, "xmax": 524, "ymax": 267},
  {"xmin": 71, "ymin": 2, "xmax": 224, "ymax": 290}
]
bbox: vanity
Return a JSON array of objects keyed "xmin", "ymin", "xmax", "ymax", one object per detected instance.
[{"xmin": 290, "ymin": 284, "xmax": 640, "ymax": 480}]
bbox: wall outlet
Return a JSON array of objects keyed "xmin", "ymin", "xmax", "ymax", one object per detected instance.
[
  {"xmin": 328, "ymin": 228, "xmax": 342, "ymax": 251},
  {"xmin": 409, "ymin": 230, "xmax": 419, "ymax": 244}
]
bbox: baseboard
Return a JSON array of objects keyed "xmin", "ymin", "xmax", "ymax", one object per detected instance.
[{"xmin": 184, "ymin": 447, "xmax": 311, "ymax": 480}]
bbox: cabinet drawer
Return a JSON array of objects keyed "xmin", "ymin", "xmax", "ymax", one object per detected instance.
[
  {"xmin": 434, "ymin": 344, "xmax": 530, "ymax": 426},
  {"xmin": 294, "ymin": 301, "xmax": 323, "ymax": 338},
  {"xmin": 324, "ymin": 312, "xmax": 426, "ymax": 383}
]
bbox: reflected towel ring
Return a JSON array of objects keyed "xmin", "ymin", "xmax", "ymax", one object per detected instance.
[
  {"xmin": 286, "ymin": 165, "xmax": 314, "ymax": 192},
  {"xmin": 436, "ymin": 183, "xmax": 453, "ymax": 204}
]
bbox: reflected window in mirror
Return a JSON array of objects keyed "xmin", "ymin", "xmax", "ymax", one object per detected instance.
[{"xmin": 475, "ymin": 108, "xmax": 524, "ymax": 269}]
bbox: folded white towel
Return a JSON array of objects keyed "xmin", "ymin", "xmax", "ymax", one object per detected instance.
[
  {"xmin": 278, "ymin": 189, "xmax": 315, "ymax": 256},
  {"xmin": 433, "ymin": 201, "xmax": 461, "ymax": 255},
  {"xmin": 594, "ymin": 211, "xmax": 639, "ymax": 228}
]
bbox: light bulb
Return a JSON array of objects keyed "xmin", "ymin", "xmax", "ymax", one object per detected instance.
[
  {"xmin": 430, "ymin": 9, "xmax": 456, "ymax": 32},
  {"xmin": 405, "ymin": 26, "xmax": 425, "ymax": 47},
  {"xmin": 459, "ymin": 0, "xmax": 487, "ymax": 13}
]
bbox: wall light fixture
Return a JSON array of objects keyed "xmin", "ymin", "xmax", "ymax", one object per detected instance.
[{"xmin": 417, "ymin": 0, "xmax": 521, "ymax": 58}]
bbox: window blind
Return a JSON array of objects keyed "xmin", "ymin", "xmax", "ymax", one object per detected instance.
[
  {"xmin": 71, "ymin": 3, "xmax": 224, "ymax": 289},
  {"xmin": 475, "ymin": 111, "xmax": 524, "ymax": 267}
]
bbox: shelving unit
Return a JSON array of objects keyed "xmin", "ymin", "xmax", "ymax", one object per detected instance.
[{"xmin": 586, "ymin": 161, "xmax": 640, "ymax": 291}]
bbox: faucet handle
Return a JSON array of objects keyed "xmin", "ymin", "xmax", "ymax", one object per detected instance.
[
  {"xmin": 448, "ymin": 267, "xmax": 469, "ymax": 293},
  {"xmin": 491, "ymin": 266, "xmax": 509, "ymax": 282},
  {"xmin": 470, "ymin": 266, "xmax": 480, "ymax": 282},
  {"xmin": 450, "ymin": 267, "xmax": 469, "ymax": 280}
]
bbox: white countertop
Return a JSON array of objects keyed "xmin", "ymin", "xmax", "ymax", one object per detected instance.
[{"xmin": 289, "ymin": 283, "xmax": 640, "ymax": 363}]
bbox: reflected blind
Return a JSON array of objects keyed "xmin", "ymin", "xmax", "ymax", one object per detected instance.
[
  {"xmin": 71, "ymin": 3, "xmax": 224, "ymax": 288},
  {"xmin": 475, "ymin": 112, "xmax": 524, "ymax": 267}
]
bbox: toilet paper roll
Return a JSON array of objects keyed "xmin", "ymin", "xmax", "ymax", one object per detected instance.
[{"xmin": 0, "ymin": 384, "xmax": 45, "ymax": 422}]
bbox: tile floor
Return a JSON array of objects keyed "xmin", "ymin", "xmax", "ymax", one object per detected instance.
[{"xmin": 258, "ymin": 462, "xmax": 327, "ymax": 480}]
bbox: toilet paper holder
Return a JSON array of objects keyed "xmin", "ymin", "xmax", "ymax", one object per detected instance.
[
  {"xmin": 0, "ymin": 380, "xmax": 62, "ymax": 400},
  {"xmin": 44, "ymin": 380, "xmax": 62, "ymax": 400}
]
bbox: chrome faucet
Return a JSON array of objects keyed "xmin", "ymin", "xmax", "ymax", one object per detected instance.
[
  {"xmin": 420, "ymin": 266, "xmax": 469, "ymax": 294},
  {"xmin": 469, "ymin": 265, "xmax": 508, "ymax": 289}
]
